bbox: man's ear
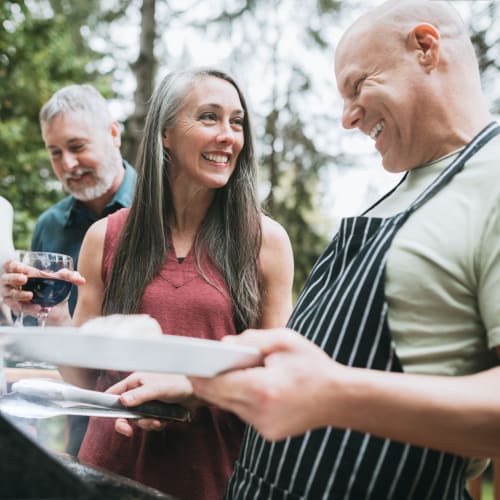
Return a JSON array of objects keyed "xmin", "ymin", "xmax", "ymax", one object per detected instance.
[
  {"xmin": 409, "ymin": 23, "xmax": 440, "ymax": 72},
  {"xmin": 110, "ymin": 120, "xmax": 122, "ymax": 148}
]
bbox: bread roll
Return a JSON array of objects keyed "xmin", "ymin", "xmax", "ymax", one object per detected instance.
[{"xmin": 80, "ymin": 314, "xmax": 163, "ymax": 337}]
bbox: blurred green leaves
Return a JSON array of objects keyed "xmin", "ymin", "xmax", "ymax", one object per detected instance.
[{"xmin": 0, "ymin": 0, "xmax": 109, "ymax": 249}]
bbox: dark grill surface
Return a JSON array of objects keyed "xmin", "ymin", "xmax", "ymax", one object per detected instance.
[{"xmin": 0, "ymin": 413, "xmax": 177, "ymax": 500}]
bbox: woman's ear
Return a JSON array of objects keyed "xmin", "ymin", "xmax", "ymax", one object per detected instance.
[
  {"xmin": 409, "ymin": 23, "xmax": 440, "ymax": 72},
  {"xmin": 162, "ymin": 130, "xmax": 170, "ymax": 149}
]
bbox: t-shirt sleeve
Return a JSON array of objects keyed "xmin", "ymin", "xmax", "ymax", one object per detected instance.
[{"xmin": 478, "ymin": 196, "xmax": 500, "ymax": 349}]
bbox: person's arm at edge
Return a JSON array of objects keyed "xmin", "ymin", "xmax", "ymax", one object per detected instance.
[
  {"xmin": 258, "ymin": 214, "xmax": 294, "ymax": 328},
  {"xmin": 327, "ymin": 344, "xmax": 500, "ymax": 458},
  {"xmin": 0, "ymin": 197, "xmax": 14, "ymax": 321},
  {"xmin": 57, "ymin": 218, "xmax": 108, "ymax": 389},
  {"xmin": 191, "ymin": 330, "xmax": 500, "ymax": 458}
]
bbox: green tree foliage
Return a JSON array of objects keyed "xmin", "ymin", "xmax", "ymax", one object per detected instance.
[
  {"xmin": 0, "ymin": 1, "xmax": 111, "ymax": 249},
  {"xmin": 189, "ymin": 0, "xmax": 349, "ymax": 296},
  {"xmin": 259, "ymin": 62, "xmax": 334, "ymax": 297},
  {"xmin": 261, "ymin": 101, "xmax": 333, "ymax": 296},
  {"xmin": 2, "ymin": 0, "xmax": 499, "ymax": 298}
]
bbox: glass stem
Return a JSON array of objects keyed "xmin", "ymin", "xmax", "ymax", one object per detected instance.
[
  {"xmin": 14, "ymin": 307, "xmax": 24, "ymax": 327},
  {"xmin": 37, "ymin": 308, "xmax": 49, "ymax": 328}
]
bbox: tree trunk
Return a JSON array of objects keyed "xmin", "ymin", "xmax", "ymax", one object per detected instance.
[{"xmin": 122, "ymin": 0, "xmax": 156, "ymax": 165}]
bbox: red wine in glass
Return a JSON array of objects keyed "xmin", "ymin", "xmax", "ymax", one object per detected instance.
[
  {"xmin": 22, "ymin": 277, "xmax": 72, "ymax": 308},
  {"xmin": 16, "ymin": 250, "xmax": 74, "ymax": 328}
]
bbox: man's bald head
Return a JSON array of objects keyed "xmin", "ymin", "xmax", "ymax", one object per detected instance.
[
  {"xmin": 334, "ymin": 0, "xmax": 491, "ymax": 172},
  {"xmin": 345, "ymin": 0, "xmax": 464, "ymax": 36},
  {"xmin": 337, "ymin": 0, "xmax": 475, "ymax": 72}
]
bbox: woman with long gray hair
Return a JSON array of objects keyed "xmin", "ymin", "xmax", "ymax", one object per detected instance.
[{"xmin": 60, "ymin": 67, "xmax": 294, "ymax": 499}]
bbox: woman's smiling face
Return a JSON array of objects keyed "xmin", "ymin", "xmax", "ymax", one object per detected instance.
[{"xmin": 163, "ymin": 75, "xmax": 245, "ymax": 190}]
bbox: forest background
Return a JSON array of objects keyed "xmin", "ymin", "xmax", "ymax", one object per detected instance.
[{"xmin": 1, "ymin": 0, "xmax": 499, "ymax": 297}]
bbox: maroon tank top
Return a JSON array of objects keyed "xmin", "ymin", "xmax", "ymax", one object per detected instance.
[{"xmin": 78, "ymin": 208, "xmax": 244, "ymax": 499}]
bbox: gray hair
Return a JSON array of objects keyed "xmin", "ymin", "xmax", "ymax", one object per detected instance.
[
  {"xmin": 104, "ymin": 67, "xmax": 263, "ymax": 331},
  {"xmin": 39, "ymin": 84, "xmax": 113, "ymax": 127}
]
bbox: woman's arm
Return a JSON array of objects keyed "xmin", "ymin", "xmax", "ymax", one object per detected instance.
[
  {"xmin": 58, "ymin": 218, "xmax": 108, "ymax": 389},
  {"xmin": 258, "ymin": 215, "xmax": 294, "ymax": 328},
  {"xmin": 107, "ymin": 372, "xmax": 196, "ymax": 436}
]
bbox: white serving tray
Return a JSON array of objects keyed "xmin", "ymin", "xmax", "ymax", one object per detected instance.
[{"xmin": 0, "ymin": 327, "xmax": 262, "ymax": 377}]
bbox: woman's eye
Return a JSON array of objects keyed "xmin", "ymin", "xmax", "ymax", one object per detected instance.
[
  {"xmin": 200, "ymin": 112, "xmax": 217, "ymax": 122},
  {"xmin": 232, "ymin": 117, "xmax": 244, "ymax": 128}
]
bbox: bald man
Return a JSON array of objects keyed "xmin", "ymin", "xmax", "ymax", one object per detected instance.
[{"xmin": 189, "ymin": 1, "xmax": 500, "ymax": 498}]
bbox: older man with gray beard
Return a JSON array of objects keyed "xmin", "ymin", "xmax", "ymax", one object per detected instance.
[
  {"xmin": 8, "ymin": 84, "xmax": 136, "ymax": 455},
  {"xmin": 34, "ymin": 84, "xmax": 136, "ymax": 316}
]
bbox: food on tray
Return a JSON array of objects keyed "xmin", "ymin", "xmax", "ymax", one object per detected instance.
[{"xmin": 80, "ymin": 314, "xmax": 163, "ymax": 337}]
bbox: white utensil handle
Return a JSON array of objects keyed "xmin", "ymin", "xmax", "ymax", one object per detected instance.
[{"xmin": 61, "ymin": 385, "xmax": 121, "ymax": 407}]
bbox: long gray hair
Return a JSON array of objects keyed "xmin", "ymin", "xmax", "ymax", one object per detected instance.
[{"xmin": 103, "ymin": 68, "xmax": 263, "ymax": 331}]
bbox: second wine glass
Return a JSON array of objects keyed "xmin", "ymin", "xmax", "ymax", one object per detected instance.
[{"xmin": 16, "ymin": 250, "xmax": 74, "ymax": 328}]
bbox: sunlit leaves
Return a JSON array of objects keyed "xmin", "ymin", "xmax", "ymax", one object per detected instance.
[{"xmin": 0, "ymin": 1, "xmax": 103, "ymax": 248}]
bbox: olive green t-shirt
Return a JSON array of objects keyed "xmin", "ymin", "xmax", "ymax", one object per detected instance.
[
  {"xmin": 368, "ymin": 136, "xmax": 500, "ymax": 377},
  {"xmin": 367, "ymin": 135, "xmax": 500, "ymax": 477}
]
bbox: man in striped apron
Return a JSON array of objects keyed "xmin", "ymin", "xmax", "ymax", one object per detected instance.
[{"xmin": 193, "ymin": 1, "xmax": 500, "ymax": 498}]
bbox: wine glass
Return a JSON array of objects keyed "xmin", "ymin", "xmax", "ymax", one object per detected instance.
[{"xmin": 15, "ymin": 250, "xmax": 74, "ymax": 328}]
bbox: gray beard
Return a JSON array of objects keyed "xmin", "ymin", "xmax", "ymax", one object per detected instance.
[{"xmin": 64, "ymin": 165, "xmax": 118, "ymax": 202}]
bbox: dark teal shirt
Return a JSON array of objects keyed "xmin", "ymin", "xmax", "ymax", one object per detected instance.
[{"xmin": 31, "ymin": 161, "xmax": 136, "ymax": 314}]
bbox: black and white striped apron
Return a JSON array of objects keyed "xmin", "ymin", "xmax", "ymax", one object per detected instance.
[{"xmin": 226, "ymin": 122, "xmax": 500, "ymax": 500}]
